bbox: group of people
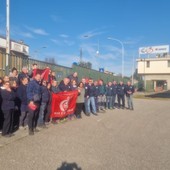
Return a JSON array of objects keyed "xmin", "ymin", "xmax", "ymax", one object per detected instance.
[{"xmin": 0, "ymin": 64, "xmax": 135, "ymax": 137}]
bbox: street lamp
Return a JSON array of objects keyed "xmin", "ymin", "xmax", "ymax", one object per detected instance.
[
  {"xmin": 83, "ymin": 35, "xmax": 100, "ymax": 56},
  {"xmin": 33, "ymin": 46, "xmax": 47, "ymax": 58},
  {"xmin": 107, "ymin": 37, "xmax": 124, "ymax": 79}
]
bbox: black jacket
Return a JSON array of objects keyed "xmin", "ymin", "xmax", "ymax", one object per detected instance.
[
  {"xmin": 58, "ymin": 80, "xmax": 71, "ymax": 92},
  {"xmin": 1, "ymin": 89, "xmax": 16, "ymax": 110},
  {"xmin": 117, "ymin": 84, "xmax": 125, "ymax": 96},
  {"xmin": 41, "ymin": 85, "xmax": 50, "ymax": 103},
  {"xmin": 17, "ymin": 84, "xmax": 27, "ymax": 105}
]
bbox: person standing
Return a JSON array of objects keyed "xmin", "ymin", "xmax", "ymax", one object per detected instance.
[
  {"xmin": 117, "ymin": 81, "xmax": 126, "ymax": 109},
  {"xmin": 18, "ymin": 67, "xmax": 30, "ymax": 85},
  {"xmin": 112, "ymin": 81, "xmax": 118, "ymax": 109},
  {"xmin": 106, "ymin": 82, "xmax": 113, "ymax": 110},
  {"xmin": 27, "ymin": 73, "xmax": 41, "ymax": 135},
  {"xmin": 17, "ymin": 77, "xmax": 29, "ymax": 129},
  {"xmin": 98, "ymin": 79, "xmax": 106, "ymax": 112},
  {"xmin": 94, "ymin": 81, "xmax": 100, "ymax": 112},
  {"xmin": 1, "ymin": 81, "xmax": 16, "ymax": 137},
  {"xmin": 75, "ymin": 82, "xmax": 85, "ymax": 119},
  {"xmin": 85, "ymin": 78, "xmax": 97, "ymax": 116},
  {"xmin": 125, "ymin": 81, "xmax": 135, "ymax": 110},
  {"xmin": 68, "ymin": 72, "xmax": 78, "ymax": 85},
  {"xmin": 38, "ymin": 80, "xmax": 50, "ymax": 128}
]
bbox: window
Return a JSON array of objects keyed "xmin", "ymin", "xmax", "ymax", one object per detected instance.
[
  {"xmin": 146, "ymin": 61, "xmax": 150, "ymax": 68},
  {"xmin": 168, "ymin": 60, "xmax": 170, "ymax": 67},
  {"xmin": 57, "ymin": 72, "xmax": 63, "ymax": 78}
]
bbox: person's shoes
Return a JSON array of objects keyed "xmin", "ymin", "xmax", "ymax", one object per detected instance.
[
  {"xmin": 86, "ymin": 113, "xmax": 90, "ymax": 116},
  {"xmin": 2, "ymin": 133, "xmax": 14, "ymax": 137},
  {"xmin": 34, "ymin": 128, "xmax": 40, "ymax": 132},
  {"xmin": 93, "ymin": 113, "xmax": 98, "ymax": 116},
  {"xmin": 76, "ymin": 115, "xmax": 82, "ymax": 119},
  {"xmin": 29, "ymin": 130, "xmax": 34, "ymax": 135},
  {"xmin": 51, "ymin": 120, "xmax": 57, "ymax": 125},
  {"xmin": 38, "ymin": 124, "xmax": 48, "ymax": 129},
  {"xmin": 19, "ymin": 126, "xmax": 24, "ymax": 130}
]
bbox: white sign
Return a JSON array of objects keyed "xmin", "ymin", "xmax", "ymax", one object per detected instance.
[
  {"xmin": 11, "ymin": 42, "xmax": 29, "ymax": 55},
  {"xmin": 0, "ymin": 37, "xmax": 29, "ymax": 55},
  {"xmin": 139, "ymin": 45, "xmax": 169, "ymax": 54},
  {"xmin": 0, "ymin": 37, "xmax": 7, "ymax": 48}
]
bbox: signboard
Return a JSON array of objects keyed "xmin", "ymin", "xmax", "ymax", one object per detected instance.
[
  {"xmin": 139, "ymin": 45, "xmax": 169, "ymax": 55},
  {"xmin": 0, "ymin": 37, "xmax": 29, "ymax": 55},
  {"xmin": 11, "ymin": 41, "xmax": 29, "ymax": 55},
  {"xmin": 99, "ymin": 68, "xmax": 104, "ymax": 72},
  {"xmin": 0, "ymin": 37, "xmax": 6, "ymax": 48}
]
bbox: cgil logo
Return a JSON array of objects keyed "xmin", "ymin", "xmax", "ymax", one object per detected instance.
[{"xmin": 59, "ymin": 97, "xmax": 70, "ymax": 112}]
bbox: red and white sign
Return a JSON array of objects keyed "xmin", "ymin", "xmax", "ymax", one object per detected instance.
[
  {"xmin": 139, "ymin": 45, "xmax": 169, "ymax": 54},
  {"xmin": 51, "ymin": 90, "xmax": 78, "ymax": 118}
]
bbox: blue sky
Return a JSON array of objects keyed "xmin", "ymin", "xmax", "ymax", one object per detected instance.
[{"xmin": 0, "ymin": 0, "xmax": 170, "ymax": 76}]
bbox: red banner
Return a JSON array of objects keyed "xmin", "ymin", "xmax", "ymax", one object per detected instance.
[
  {"xmin": 51, "ymin": 90, "xmax": 78, "ymax": 118},
  {"xmin": 33, "ymin": 68, "xmax": 50, "ymax": 81}
]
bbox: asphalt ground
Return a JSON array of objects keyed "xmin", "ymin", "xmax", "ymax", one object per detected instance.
[{"xmin": 0, "ymin": 98, "xmax": 170, "ymax": 170}]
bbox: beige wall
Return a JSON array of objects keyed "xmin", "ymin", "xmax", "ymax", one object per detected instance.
[{"xmin": 137, "ymin": 58, "xmax": 170, "ymax": 74}]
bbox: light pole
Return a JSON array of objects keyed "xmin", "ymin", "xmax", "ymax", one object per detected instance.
[
  {"xmin": 84, "ymin": 35, "xmax": 100, "ymax": 56},
  {"xmin": 107, "ymin": 37, "xmax": 124, "ymax": 79},
  {"xmin": 6, "ymin": 0, "xmax": 10, "ymax": 75},
  {"xmin": 32, "ymin": 46, "xmax": 47, "ymax": 58}
]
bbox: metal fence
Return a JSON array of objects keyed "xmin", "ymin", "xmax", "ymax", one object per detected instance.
[{"xmin": 0, "ymin": 52, "xmax": 128, "ymax": 83}]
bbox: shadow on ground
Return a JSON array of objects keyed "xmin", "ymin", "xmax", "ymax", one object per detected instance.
[
  {"xmin": 56, "ymin": 162, "xmax": 82, "ymax": 170},
  {"xmin": 145, "ymin": 90, "xmax": 170, "ymax": 98}
]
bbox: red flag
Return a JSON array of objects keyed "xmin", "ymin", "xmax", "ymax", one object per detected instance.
[
  {"xmin": 51, "ymin": 90, "xmax": 78, "ymax": 118},
  {"xmin": 33, "ymin": 68, "xmax": 50, "ymax": 81}
]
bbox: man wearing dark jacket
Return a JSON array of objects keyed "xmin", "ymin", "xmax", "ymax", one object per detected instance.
[
  {"xmin": 68, "ymin": 72, "xmax": 78, "ymax": 85},
  {"xmin": 94, "ymin": 81, "xmax": 100, "ymax": 112},
  {"xmin": 85, "ymin": 79, "xmax": 97, "ymax": 116},
  {"xmin": 58, "ymin": 78, "xmax": 71, "ymax": 92},
  {"xmin": 125, "ymin": 81, "xmax": 135, "ymax": 110},
  {"xmin": 17, "ymin": 77, "xmax": 28, "ymax": 128},
  {"xmin": 38, "ymin": 80, "xmax": 50, "ymax": 127},
  {"xmin": 117, "ymin": 81, "xmax": 125, "ymax": 109},
  {"xmin": 27, "ymin": 73, "xmax": 41, "ymax": 135},
  {"xmin": 106, "ymin": 82, "xmax": 113, "ymax": 109},
  {"xmin": 112, "ymin": 81, "xmax": 118, "ymax": 109}
]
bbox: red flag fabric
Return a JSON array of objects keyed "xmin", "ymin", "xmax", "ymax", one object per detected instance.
[
  {"xmin": 32, "ymin": 68, "xmax": 50, "ymax": 81},
  {"xmin": 51, "ymin": 90, "xmax": 78, "ymax": 118}
]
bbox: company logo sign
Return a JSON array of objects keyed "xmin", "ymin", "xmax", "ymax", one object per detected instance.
[{"xmin": 139, "ymin": 45, "xmax": 169, "ymax": 54}]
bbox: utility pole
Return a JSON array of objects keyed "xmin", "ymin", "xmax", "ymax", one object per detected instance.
[{"xmin": 6, "ymin": 0, "xmax": 10, "ymax": 75}]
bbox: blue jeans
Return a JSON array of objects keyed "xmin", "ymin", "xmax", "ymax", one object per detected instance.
[
  {"xmin": 38, "ymin": 102, "xmax": 47, "ymax": 125},
  {"xmin": 106, "ymin": 96, "xmax": 113, "ymax": 109},
  {"xmin": 94, "ymin": 97, "xmax": 99, "ymax": 112},
  {"xmin": 87, "ymin": 97, "xmax": 96, "ymax": 114},
  {"xmin": 126, "ymin": 95, "xmax": 133, "ymax": 109},
  {"xmin": 112, "ymin": 95, "xmax": 116, "ymax": 108}
]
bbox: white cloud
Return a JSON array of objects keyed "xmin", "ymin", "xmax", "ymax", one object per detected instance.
[
  {"xmin": 59, "ymin": 34, "xmax": 69, "ymax": 38},
  {"xmin": 25, "ymin": 26, "xmax": 49, "ymax": 36},
  {"xmin": 51, "ymin": 39, "xmax": 61, "ymax": 45},
  {"xmin": 50, "ymin": 15, "xmax": 64, "ymax": 22},
  {"xmin": 20, "ymin": 32, "xmax": 34, "ymax": 38},
  {"xmin": 63, "ymin": 40, "xmax": 75, "ymax": 46}
]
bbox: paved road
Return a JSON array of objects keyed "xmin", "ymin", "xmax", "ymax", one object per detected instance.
[{"xmin": 0, "ymin": 99, "xmax": 170, "ymax": 170}]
